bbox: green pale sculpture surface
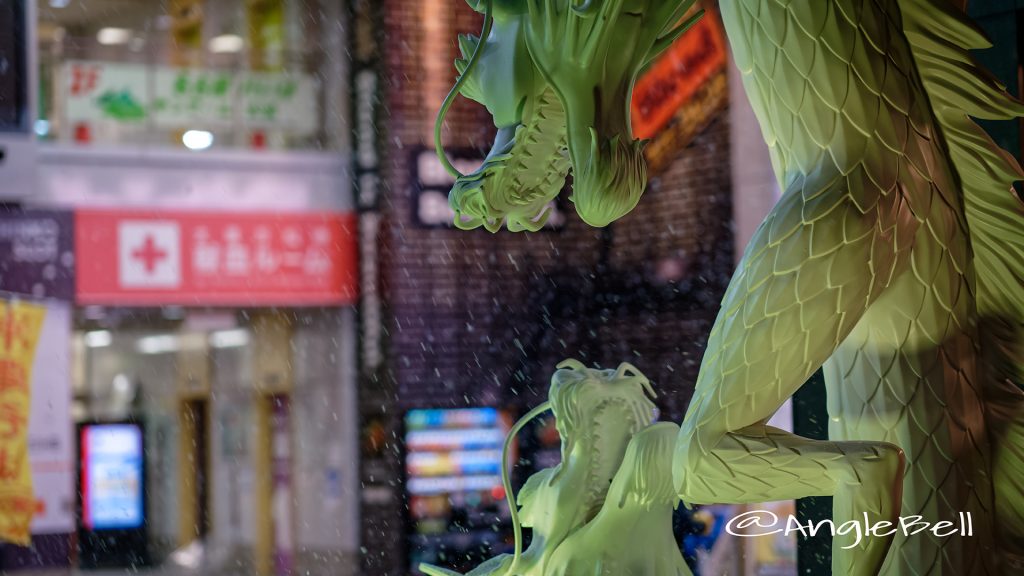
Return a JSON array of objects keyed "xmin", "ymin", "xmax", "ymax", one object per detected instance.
[
  {"xmin": 437, "ymin": 0, "xmax": 701, "ymax": 230},
  {"xmin": 434, "ymin": 0, "xmax": 1024, "ymax": 574},
  {"xmin": 419, "ymin": 361, "xmax": 690, "ymax": 576}
]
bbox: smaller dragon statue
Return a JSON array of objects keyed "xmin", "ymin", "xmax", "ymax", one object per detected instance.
[{"xmin": 419, "ymin": 360, "xmax": 691, "ymax": 576}]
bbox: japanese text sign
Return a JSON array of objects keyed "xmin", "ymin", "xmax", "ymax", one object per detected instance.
[
  {"xmin": 75, "ymin": 210, "xmax": 358, "ymax": 306},
  {"xmin": 630, "ymin": 12, "xmax": 727, "ymax": 140},
  {"xmin": 64, "ymin": 61, "xmax": 318, "ymax": 134},
  {"xmin": 0, "ymin": 209, "xmax": 75, "ymax": 301}
]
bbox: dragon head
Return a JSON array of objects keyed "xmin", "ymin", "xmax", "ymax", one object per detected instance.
[
  {"xmin": 438, "ymin": 0, "xmax": 703, "ymax": 231},
  {"xmin": 548, "ymin": 359, "xmax": 658, "ymax": 513}
]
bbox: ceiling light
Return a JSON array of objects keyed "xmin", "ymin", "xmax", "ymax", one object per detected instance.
[
  {"xmin": 182, "ymin": 130, "xmax": 214, "ymax": 151},
  {"xmin": 136, "ymin": 335, "xmax": 180, "ymax": 355},
  {"xmin": 112, "ymin": 373, "xmax": 132, "ymax": 394},
  {"xmin": 84, "ymin": 330, "xmax": 112, "ymax": 348},
  {"xmin": 209, "ymin": 329, "xmax": 250, "ymax": 349},
  {"xmin": 49, "ymin": 0, "xmax": 71, "ymax": 7},
  {"xmin": 209, "ymin": 34, "xmax": 244, "ymax": 54},
  {"xmin": 97, "ymin": 27, "xmax": 133, "ymax": 46}
]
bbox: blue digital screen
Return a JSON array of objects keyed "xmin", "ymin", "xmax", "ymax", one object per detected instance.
[
  {"xmin": 404, "ymin": 407, "xmax": 508, "ymax": 495},
  {"xmin": 404, "ymin": 407, "xmax": 516, "ymax": 574},
  {"xmin": 81, "ymin": 424, "xmax": 144, "ymax": 530}
]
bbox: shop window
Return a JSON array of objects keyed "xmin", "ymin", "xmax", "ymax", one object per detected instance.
[{"xmin": 36, "ymin": 0, "xmax": 341, "ymax": 152}]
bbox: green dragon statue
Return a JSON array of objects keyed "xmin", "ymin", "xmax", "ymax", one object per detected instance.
[
  {"xmin": 420, "ymin": 361, "xmax": 689, "ymax": 576},
  {"xmin": 430, "ymin": 0, "xmax": 1024, "ymax": 574}
]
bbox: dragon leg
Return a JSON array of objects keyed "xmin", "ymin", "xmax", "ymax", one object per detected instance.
[
  {"xmin": 678, "ymin": 413, "xmax": 905, "ymax": 575},
  {"xmin": 821, "ymin": 194, "xmax": 997, "ymax": 576},
  {"xmin": 826, "ymin": 325, "xmax": 994, "ymax": 575},
  {"xmin": 827, "ymin": 329, "xmax": 990, "ymax": 575},
  {"xmin": 673, "ymin": 164, "xmax": 919, "ymax": 575}
]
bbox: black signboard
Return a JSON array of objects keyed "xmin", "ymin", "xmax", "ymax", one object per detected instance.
[
  {"xmin": 0, "ymin": 208, "xmax": 75, "ymax": 300},
  {"xmin": 0, "ymin": 0, "xmax": 27, "ymax": 132}
]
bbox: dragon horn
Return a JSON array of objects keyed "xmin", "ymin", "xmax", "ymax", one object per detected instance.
[
  {"xmin": 615, "ymin": 362, "xmax": 656, "ymax": 398},
  {"xmin": 557, "ymin": 358, "xmax": 589, "ymax": 371}
]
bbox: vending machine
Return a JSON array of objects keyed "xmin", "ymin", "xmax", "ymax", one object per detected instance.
[{"xmin": 403, "ymin": 407, "xmax": 515, "ymax": 575}]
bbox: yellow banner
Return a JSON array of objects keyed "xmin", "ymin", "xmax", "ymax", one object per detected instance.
[
  {"xmin": 247, "ymin": 0, "xmax": 286, "ymax": 71},
  {"xmin": 0, "ymin": 300, "xmax": 46, "ymax": 545}
]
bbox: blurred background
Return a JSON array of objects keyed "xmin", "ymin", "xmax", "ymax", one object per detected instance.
[{"xmin": 0, "ymin": 1, "xmax": 1018, "ymax": 575}]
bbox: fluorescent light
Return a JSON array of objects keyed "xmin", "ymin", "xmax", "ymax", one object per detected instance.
[
  {"xmin": 136, "ymin": 334, "xmax": 180, "ymax": 355},
  {"xmin": 209, "ymin": 34, "xmax": 244, "ymax": 54},
  {"xmin": 84, "ymin": 330, "xmax": 112, "ymax": 348},
  {"xmin": 97, "ymin": 27, "xmax": 133, "ymax": 46},
  {"xmin": 49, "ymin": 0, "xmax": 71, "ymax": 7},
  {"xmin": 209, "ymin": 329, "xmax": 249, "ymax": 349},
  {"xmin": 182, "ymin": 130, "xmax": 214, "ymax": 151},
  {"xmin": 112, "ymin": 373, "xmax": 131, "ymax": 394}
]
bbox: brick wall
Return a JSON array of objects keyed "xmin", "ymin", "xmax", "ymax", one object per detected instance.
[{"xmin": 359, "ymin": 2, "xmax": 734, "ymax": 574}]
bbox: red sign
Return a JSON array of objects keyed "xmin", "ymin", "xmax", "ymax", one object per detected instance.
[
  {"xmin": 75, "ymin": 210, "xmax": 358, "ymax": 306},
  {"xmin": 630, "ymin": 14, "xmax": 727, "ymax": 140}
]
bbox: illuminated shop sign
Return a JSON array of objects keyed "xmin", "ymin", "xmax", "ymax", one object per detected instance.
[
  {"xmin": 63, "ymin": 61, "xmax": 318, "ymax": 135},
  {"xmin": 75, "ymin": 210, "xmax": 358, "ymax": 306},
  {"xmin": 630, "ymin": 4, "xmax": 728, "ymax": 174},
  {"xmin": 404, "ymin": 407, "xmax": 509, "ymax": 496},
  {"xmin": 79, "ymin": 423, "xmax": 144, "ymax": 531},
  {"xmin": 630, "ymin": 15, "xmax": 726, "ymax": 139},
  {"xmin": 404, "ymin": 407, "xmax": 515, "ymax": 574}
]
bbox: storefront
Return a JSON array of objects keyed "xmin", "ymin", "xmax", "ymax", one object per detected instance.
[
  {"xmin": 69, "ymin": 207, "xmax": 359, "ymax": 575},
  {"xmin": 37, "ymin": 0, "xmax": 346, "ymax": 155},
  {"xmin": 27, "ymin": 2, "xmax": 358, "ymax": 571}
]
